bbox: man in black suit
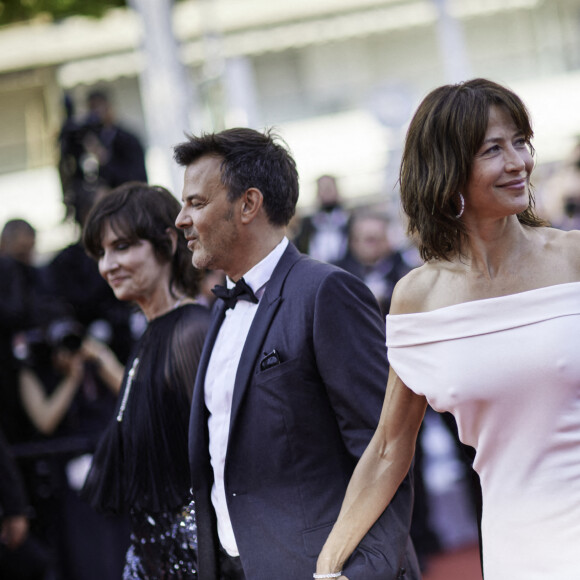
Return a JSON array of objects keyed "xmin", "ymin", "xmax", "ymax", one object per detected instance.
[{"xmin": 174, "ymin": 128, "xmax": 419, "ymax": 580}]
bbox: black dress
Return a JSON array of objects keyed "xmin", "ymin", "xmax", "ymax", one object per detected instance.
[{"xmin": 82, "ymin": 304, "xmax": 210, "ymax": 579}]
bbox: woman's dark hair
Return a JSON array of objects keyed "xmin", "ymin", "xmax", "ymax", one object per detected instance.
[
  {"xmin": 83, "ymin": 182, "xmax": 201, "ymax": 297},
  {"xmin": 399, "ymin": 78, "xmax": 548, "ymax": 262},
  {"xmin": 173, "ymin": 127, "xmax": 299, "ymax": 226}
]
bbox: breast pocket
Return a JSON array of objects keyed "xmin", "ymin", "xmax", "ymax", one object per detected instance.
[{"xmin": 254, "ymin": 357, "xmax": 302, "ymax": 384}]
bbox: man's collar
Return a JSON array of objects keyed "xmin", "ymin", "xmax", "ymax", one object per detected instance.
[{"xmin": 226, "ymin": 237, "xmax": 289, "ymax": 297}]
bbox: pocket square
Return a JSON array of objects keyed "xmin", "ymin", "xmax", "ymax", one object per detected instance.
[{"xmin": 260, "ymin": 349, "xmax": 281, "ymax": 371}]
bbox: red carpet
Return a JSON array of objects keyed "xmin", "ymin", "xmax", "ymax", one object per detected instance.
[{"xmin": 422, "ymin": 543, "xmax": 483, "ymax": 580}]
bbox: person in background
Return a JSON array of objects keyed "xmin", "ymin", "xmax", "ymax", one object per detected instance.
[
  {"xmin": 539, "ymin": 138, "xmax": 580, "ymax": 231},
  {"xmin": 19, "ymin": 318, "xmax": 123, "ymax": 439},
  {"xmin": 0, "ymin": 428, "xmax": 29, "ymax": 553},
  {"xmin": 59, "ymin": 88, "xmax": 147, "ymax": 197},
  {"xmin": 0, "ymin": 426, "xmax": 49, "ymax": 580},
  {"xmin": 293, "ymin": 174, "xmax": 350, "ymax": 263},
  {"xmin": 14, "ymin": 320, "xmax": 129, "ymax": 580},
  {"xmin": 81, "ymin": 89, "xmax": 148, "ymax": 189},
  {"xmin": 0, "ymin": 219, "xmax": 36, "ymax": 266},
  {"xmin": 58, "ymin": 87, "xmax": 148, "ymax": 248},
  {"xmin": 0, "ymin": 219, "xmax": 52, "ymax": 446},
  {"xmin": 0, "ymin": 219, "xmax": 77, "ymax": 579},
  {"xmin": 0, "ymin": 217, "xmax": 69, "ymax": 456},
  {"xmin": 316, "ymin": 78, "xmax": 580, "ymax": 580},
  {"xmin": 334, "ymin": 210, "xmax": 413, "ymax": 317},
  {"xmin": 0, "ymin": 427, "xmax": 29, "ymax": 554},
  {"xmin": 81, "ymin": 182, "xmax": 211, "ymax": 579},
  {"xmin": 174, "ymin": 128, "xmax": 419, "ymax": 580}
]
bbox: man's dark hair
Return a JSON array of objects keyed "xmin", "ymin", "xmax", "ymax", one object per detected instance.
[{"xmin": 173, "ymin": 127, "xmax": 299, "ymax": 226}]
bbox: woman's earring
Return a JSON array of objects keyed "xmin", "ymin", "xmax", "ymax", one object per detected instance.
[{"xmin": 456, "ymin": 193, "xmax": 465, "ymax": 219}]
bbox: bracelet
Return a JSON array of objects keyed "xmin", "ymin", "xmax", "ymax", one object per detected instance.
[{"xmin": 313, "ymin": 573, "xmax": 342, "ymax": 579}]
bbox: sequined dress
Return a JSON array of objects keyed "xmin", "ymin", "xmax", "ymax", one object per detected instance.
[
  {"xmin": 386, "ymin": 283, "xmax": 580, "ymax": 579},
  {"xmin": 82, "ymin": 304, "xmax": 210, "ymax": 579}
]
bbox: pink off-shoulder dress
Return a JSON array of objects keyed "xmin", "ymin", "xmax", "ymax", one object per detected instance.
[{"xmin": 387, "ymin": 282, "xmax": 580, "ymax": 579}]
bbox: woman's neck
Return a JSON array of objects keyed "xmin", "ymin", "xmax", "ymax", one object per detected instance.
[
  {"xmin": 139, "ymin": 288, "xmax": 189, "ymax": 321},
  {"xmin": 462, "ymin": 217, "xmax": 530, "ymax": 281}
]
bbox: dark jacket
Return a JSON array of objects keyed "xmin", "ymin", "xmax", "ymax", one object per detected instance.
[{"xmin": 189, "ymin": 243, "xmax": 419, "ymax": 580}]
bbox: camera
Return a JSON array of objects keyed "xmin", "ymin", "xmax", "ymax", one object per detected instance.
[
  {"xmin": 46, "ymin": 319, "xmax": 86, "ymax": 353},
  {"xmin": 14, "ymin": 319, "xmax": 86, "ymax": 370}
]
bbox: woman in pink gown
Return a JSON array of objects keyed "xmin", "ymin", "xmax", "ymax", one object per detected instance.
[{"xmin": 315, "ymin": 78, "xmax": 580, "ymax": 580}]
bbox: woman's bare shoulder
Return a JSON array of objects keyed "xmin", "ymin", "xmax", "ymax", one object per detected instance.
[
  {"xmin": 542, "ymin": 227, "xmax": 580, "ymax": 278},
  {"xmin": 543, "ymin": 226, "xmax": 580, "ymax": 244},
  {"xmin": 390, "ymin": 263, "xmax": 446, "ymax": 314}
]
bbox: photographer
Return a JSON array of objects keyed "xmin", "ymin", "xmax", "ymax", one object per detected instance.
[
  {"xmin": 58, "ymin": 89, "xmax": 148, "ymax": 228},
  {"xmin": 59, "ymin": 89, "xmax": 147, "ymax": 189},
  {"xmin": 81, "ymin": 89, "xmax": 148, "ymax": 189},
  {"xmin": 16, "ymin": 318, "xmax": 129, "ymax": 580},
  {"xmin": 19, "ymin": 319, "xmax": 122, "ymax": 437}
]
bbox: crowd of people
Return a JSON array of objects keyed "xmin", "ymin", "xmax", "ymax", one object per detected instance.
[
  {"xmin": 1, "ymin": 89, "xmax": 151, "ymax": 580},
  {"xmin": 1, "ymin": 77, "xmax": 579, "ymax": 580}
]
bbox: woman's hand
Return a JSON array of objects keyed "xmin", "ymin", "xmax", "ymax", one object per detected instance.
[
  {"xmin": 315, "ymin": 370, "xmax": 428, "ymax": 580},
  {"xmin": 80, "ymin": 336, "xmax": 107, "ymax": 363},
  {"xmin": 314, "ymin": 552, "xmax": 348, "ymax": 580},
  {"xmin": 81, "ymin": 337, "xmax": 124, "ymax": 393},
  {"xmin": 52, "ymin": 348, "xmax": 85, "ymax": 384}
]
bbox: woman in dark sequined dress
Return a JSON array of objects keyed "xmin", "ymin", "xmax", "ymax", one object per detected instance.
[{"xmin": 81, "ymin": 182, "xmax": 210, "ymax": 578}]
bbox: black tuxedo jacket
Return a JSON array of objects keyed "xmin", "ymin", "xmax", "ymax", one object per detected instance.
[{"xmin": 189, "ymin": 243, "xmax": 419, "ymax": 579}]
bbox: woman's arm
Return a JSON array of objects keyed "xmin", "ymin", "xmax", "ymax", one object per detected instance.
[
  {"xmin": 81, "ymin": 337, "xmax": 124, "ymax": 394},
  {"xmin": 19, "ymin": 351, "xmax": 84, "ymax": 435},
  {"xmin": 316, "ymin": 369, "xmax": 427, "ymax": 577}
]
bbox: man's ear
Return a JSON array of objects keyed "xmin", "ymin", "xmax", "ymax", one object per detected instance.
[{"xmin": 240, "ymin": 188, "xmax": 264, "ymax": 224}]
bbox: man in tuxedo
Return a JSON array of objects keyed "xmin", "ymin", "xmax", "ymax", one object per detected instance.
[{"xmin": 174, "ymin": 128, "xmax": 419, "ymax": 580}]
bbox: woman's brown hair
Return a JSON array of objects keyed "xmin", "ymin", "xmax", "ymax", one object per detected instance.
[{"xmin": 399, "ymin": 78, "xmax": 547, "ymax": 262}]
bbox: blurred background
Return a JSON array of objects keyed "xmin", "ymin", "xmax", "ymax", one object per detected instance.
[{"xmin": 2, "ymin": 0, "xmax": 580, "ymax": 260}]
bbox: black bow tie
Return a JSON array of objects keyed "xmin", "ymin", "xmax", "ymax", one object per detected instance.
[{"xmin": 212, "ymin": 277, "xmax": 259, "ymax": 310}]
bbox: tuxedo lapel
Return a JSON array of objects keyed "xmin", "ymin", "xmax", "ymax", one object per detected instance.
[{"xmin": 228, "ymin": 244, "xmax": 303, "ymax": 432}]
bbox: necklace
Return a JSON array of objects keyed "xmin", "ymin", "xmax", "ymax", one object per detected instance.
[{"xmin": 116, "ymin": 357, "xmax": 140, "ymax": 422}]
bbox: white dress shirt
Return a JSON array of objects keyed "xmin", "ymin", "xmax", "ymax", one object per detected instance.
[{"xmin": 204, "ymin": 237, "xmax": 289, "ymax": 556}]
